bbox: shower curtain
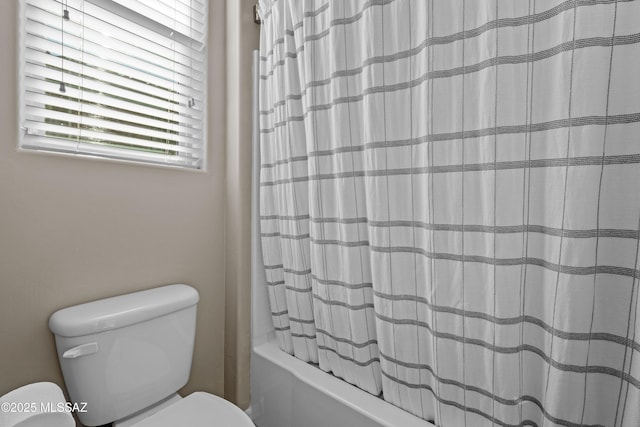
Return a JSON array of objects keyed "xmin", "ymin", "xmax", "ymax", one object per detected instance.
[{"xmin": 258, "ymin": 1, "xmax": 640, "ymax": 426}]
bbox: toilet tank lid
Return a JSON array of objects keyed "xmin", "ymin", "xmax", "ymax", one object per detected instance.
[{"xmin": 49, "ymin": 284, "xmax": 199, "ymax": 337}]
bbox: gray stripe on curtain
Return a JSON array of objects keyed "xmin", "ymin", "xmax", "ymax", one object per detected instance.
[
  {"xmin": 261, "ymin": 217, "xmax": 640, "ymax": 239},
  {"xmin": 260, "ymin": 150, "xmax": 640, "ymax": 186}
]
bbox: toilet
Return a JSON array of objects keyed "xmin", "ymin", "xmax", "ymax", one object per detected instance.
[{"xmin": 48, "ymin": 284, "xmax": 254, "ymax": 426}]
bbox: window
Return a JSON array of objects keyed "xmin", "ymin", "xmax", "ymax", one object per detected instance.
[{"xmin": 19, "ymin": 0, "xmax": 207, "ymax": 169}]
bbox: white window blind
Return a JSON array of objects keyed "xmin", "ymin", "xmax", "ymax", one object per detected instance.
[{"xmin": 19, "ymin": 0, "xmax": 207, "ymax": 169}]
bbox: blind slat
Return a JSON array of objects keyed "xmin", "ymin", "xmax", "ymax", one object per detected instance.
[
  {"xmin": 109, "ymin": 0, "xmax": 205, "ymax": 40},
  {"xmin": 23, "ymin": 136, "xmax": 201, "ymax": 168},
  {"xmin": 24, "ymin": 63, "xmax": 189, "ymax": 114},
  {"xmin": 29, "ymin": 3, "xmax": 205, "ymax": 61},
  {"xmin": 24, "ymin": 121, "xmax": 201, "ymax": 155},
  {"xmin": 26, "ymin": 91, "xmax": 200, "ymax": 137},
  {"xmin": 24, "ymin": 107, "xmax": 201, "ymax": 148},
  {"xmin": 24, "ymin": 20, "xmax": 205, "ymax": 87},
  {"xmin": 24, "ymin": 49, "xmax": 203, "ymax": 106},
  {"xmin": 24, "ymin": 79, "xmax": 201, "ymax": 128},
  {"xmin": 59, "ymin": 0, "xmax": 206, "ymax": 43}
]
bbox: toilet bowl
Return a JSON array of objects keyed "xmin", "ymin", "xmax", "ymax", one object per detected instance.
[
  {"xmin": 0, "ymin": 382, "xmax": 75, "ymax": 427},
  {"xmin": 48, "ymin": 284, "xmax": 253, "ymax": 426},
  {"xmin": 129, "ymin": 392, "xmax": 253, "ymax": 427}
]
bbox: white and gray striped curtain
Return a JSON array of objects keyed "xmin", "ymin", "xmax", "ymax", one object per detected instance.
[{"xmin": 258, "ymin": 1, "xmax": 640, "ymax": 426}]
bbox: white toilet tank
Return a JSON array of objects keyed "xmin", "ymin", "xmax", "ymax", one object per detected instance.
[{"xmin": 49, "ymin": 284, "xmax": 199, "ymax": 427}]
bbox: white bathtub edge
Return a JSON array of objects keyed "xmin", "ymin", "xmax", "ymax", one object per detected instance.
[{"xmin": 252, "ymin": 339, "xmax": 435, "ymax": 427}]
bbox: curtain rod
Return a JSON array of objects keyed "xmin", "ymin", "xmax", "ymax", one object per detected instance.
[{"xmin": 253, "ymin": 4, "xmax": 261, "ymax": 25}]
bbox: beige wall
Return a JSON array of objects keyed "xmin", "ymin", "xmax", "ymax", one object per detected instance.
[
  {"xmin": 0, "ymin": 0, "xmax": 229, "ymax": 403},
  {"xmin": 225, "ymin": 0, "xmax": 260, "ymax": 410}
]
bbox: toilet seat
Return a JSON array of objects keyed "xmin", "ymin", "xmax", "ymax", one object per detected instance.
[{"xmin": 132, "ymin": 392, "xmax": 254, "ymax": 426}]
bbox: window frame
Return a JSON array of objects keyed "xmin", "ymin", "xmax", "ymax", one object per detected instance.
[{"xmin": 18, "ymin": 0, "xmax": 208, "ymax": 171}]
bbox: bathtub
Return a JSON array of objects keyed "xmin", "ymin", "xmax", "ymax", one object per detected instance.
[
  {"xmin": 250, "ymin": 337, "xmax": 435, "ymax": 427},
  {"xmin": 250, "ymin": 49, "xmax": 434, "ymax": 427}
]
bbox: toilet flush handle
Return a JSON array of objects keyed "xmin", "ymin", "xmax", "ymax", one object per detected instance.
[{"xmin": 62, "ymin": 342, "xmax": 99, "ymax": 359}]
